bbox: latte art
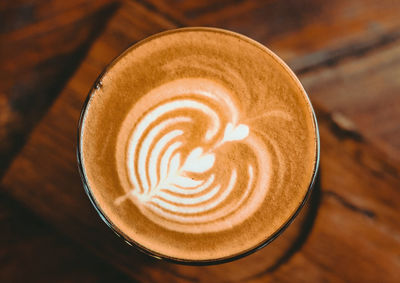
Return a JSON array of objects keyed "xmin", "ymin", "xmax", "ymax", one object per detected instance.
[
  {"xmin": 114, "ymin": 79, "xmax": 274, "ymax": 233},
  {"xmin": 79, "ymin": 28, "xmax": 318, "ymax": 262}
]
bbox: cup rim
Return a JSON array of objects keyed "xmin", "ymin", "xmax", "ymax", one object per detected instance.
[{"xmin": 76, "ymin": 27, "xmax": 320, "ymax": 266}]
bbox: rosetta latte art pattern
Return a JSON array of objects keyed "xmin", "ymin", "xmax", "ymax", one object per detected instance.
[{"xmin": 115, "ymin": 78, "xmax": 277, "ymax": 233}]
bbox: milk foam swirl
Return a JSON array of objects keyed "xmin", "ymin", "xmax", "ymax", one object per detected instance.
[{"xmin": 115, "ymin": 78, "xmax": 275, "ymax": 233}]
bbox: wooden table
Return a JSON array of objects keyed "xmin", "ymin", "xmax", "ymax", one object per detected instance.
[{"xmin": 1, "ymin": 0, "xmax": 399, "ymax": 282}]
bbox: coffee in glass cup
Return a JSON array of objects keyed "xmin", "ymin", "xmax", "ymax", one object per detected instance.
[{"xmin": 77, "ymin": 27, "xmax": 319, "ymax": 264}]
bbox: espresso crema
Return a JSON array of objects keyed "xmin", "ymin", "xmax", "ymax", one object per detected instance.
[{"xmin": 79, "ymin": 28, "xmax": 318, "ymax": 261}]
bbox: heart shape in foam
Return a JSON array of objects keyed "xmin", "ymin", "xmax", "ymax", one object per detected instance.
[
  {"xmin": 182, "ymin": 147, "xmax": 215, "ymax": 173},
  {"xmin": 223, "ymin": 123, "xmax": 249, "ymax": 142}
]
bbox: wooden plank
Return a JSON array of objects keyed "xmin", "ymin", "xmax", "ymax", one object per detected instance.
[
  {"xmin": 143, "ymin": 0, "xmax": 400, "ymax": 72},
  {"xmin": 0, "ymin": 192, "xmax": 133, "ymax": 282},
  {"xmin": 0, "ymin": 0, "xmax": 119, "ymax": 175},
  {"xmin": 2, "ymin": 0, "xmax": 400, "ymax": 282},
  {"xmin": 301, "ymin": 41, "xmax": 400, "ymax": 164}
]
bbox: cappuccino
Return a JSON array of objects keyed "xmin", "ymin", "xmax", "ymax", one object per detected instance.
[{"xmin": 78, "ymin": 28, "xmax": 319, "ymax": 262}]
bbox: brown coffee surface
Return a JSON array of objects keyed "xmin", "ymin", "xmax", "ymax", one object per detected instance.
[{"xmin": 79, "ymin": 28, "xmax": 318, "ymax": 261}]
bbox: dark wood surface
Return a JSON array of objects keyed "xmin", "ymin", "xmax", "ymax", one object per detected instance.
[
  {"xmin": 1, "ymin": 0, "xmax": 400, "ymax": 282},
  {"xmin": 0, "ymin": 192, "xmax": 132, "ymax": 282},
  {"xmin": 302, "ymin": 41, "xmax": 400, "ymax": 164},
  {"xmin": 0, "ymin": 0, "xmax": 119, "ymax": 176}
]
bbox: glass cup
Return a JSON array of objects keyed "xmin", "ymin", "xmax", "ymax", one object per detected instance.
[{"xmin": 77, "ymin": 27, "xmax": 320, "ymax": 265}]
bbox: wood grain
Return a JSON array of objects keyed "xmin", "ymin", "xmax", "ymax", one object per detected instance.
[
  {"xmin": 0, "ymin": 0, "xmax": 119, "ymax": 176},
  {"xmin": 0, "ymin": 191, "xmax": 133, "ymax": 282},
  {"xmin": 143, "ymin": 0, "xmax": 400, "ymax": 71},
  {"xmin": 2, "ymin": 0, "xmax": 400, "ymax": 282},
  {"xmin": 301, "ymin": 41, "xmax": 400, "ymax": 164}
]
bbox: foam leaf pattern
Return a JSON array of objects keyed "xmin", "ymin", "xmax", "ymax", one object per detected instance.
[{"xmin": 181, "ymin": 147, "xmax": 215, "ymax": 173}]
